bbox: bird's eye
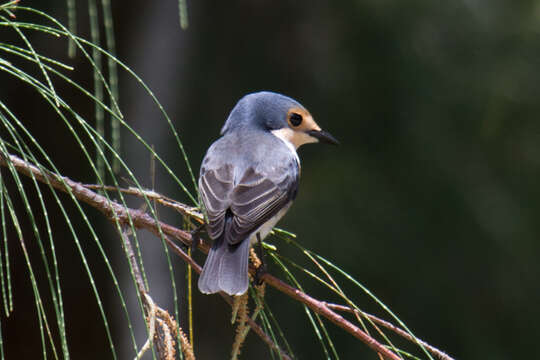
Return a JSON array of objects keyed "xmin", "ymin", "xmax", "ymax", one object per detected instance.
[{"xmin": 289, "ymin": 113, "xmax": 303, "ymax": 127}]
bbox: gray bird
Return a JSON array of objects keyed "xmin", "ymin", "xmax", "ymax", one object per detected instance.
[{"xmin": 197, "ymin": 91, "xmax": 338, "ymax": 295}]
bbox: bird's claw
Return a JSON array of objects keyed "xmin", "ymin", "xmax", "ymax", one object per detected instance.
[
  {"xmin": 254, "ymin": 262, "xmax": 267, "ymax": 286},
  {"xmin": 254, "ymin": 232, "xmax": 267, "ymax": 285},
  {"xmin": 190, "ymin": 223, "xmax": 205, "ymax": 253}
]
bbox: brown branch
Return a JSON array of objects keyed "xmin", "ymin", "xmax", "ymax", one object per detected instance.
[
  {"xmin": 120, "ymin": 229, "xmax": 145, "ymax": 293},
  {"xmin": 82, "ymin": 184, "xmax": 203, "ymax": 222},
  {"xmin": 258, "ymin": 273, "xmax": 401, "ymax": 360},
  {"xmin": 0, "ymin": 153, "xmax": 428, "ymax": 360},
  {"xmin": 120, "ymin": 229, "xmax": 179, "ymax": 360},
  {"xmin": 323, "ymin": 303, "xmax": 454, "ymax": 360}
]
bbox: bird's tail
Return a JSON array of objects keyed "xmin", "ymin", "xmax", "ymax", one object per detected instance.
[{"xmin": 198, "ymin": 235, "xmax": 251, "ymax": 296}]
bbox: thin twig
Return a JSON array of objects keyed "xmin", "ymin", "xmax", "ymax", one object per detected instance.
[
  {"xmin": 258, "ymin": 272, "xmax": 401, "ymax": 360},
  {"xmin": 120, "ymin": 229, "xmax": 176, "ymax": 360},
  {"xmin": 323, "ymin": 302, "xmax": 454, "ymax": 360},
  {"xmin": 135, "ymin": 293, "xmax": 157, "ymax": 360},
  {"xmin": 83, "ymin": 183, "xmax": 203, "ymax": 221},
  {"xmin": 120, "ymin": 229, "xmax": 145, "ymax": 293}
]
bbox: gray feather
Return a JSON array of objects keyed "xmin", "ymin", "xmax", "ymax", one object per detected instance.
[
  {"xmin": 197, "ymin": 234, "xmax": 250, "ymax": 295},
  {"xmin": 197, "ymin": 237, "xmax": 224, "ymax": 294},
  {"xmin": 221, "ymin": 91, "xmax": 305, "ymax": 135},
  {"xmin": 199, "ymin": 132, "xmax": 299, "ymax": 246}
]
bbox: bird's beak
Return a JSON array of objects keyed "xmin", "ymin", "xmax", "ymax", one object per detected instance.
[{"xmin": 307, "ymin": 129, "xmax": 340, "ymax": 145}]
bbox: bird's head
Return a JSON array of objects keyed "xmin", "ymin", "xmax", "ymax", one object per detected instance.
[{"xmin": 221, "ymin": 91, "xmax": 339, "ymax": 149}]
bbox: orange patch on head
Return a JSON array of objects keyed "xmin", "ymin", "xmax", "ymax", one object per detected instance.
[
  {"xmin": 270, "ymin": 106, "xmax": 323, "ymax": 149},
  {"xmin": 286, "ymin": 107, "xmax": 321, "ymax": 132}
]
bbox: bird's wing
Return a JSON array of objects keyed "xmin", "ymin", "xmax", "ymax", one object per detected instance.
[
  {"xmin": 199, "ymin": 162, "xmax": 298, "ymax": 245},
  {"xmin": 199, "ymin": 163, "xmax": 234, "ymax": 240}
]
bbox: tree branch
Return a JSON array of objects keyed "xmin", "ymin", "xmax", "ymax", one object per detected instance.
[
  {"xmin": 323, "ymin": 302, "xmax": 454, "ymax": 360},
  {"xmin": 0, "ymin": 153, "xmax": 447, "ymax": 360},
  {"xmin": 120, "ymin": 226, "xmax": 182, "ymax": 360},
  {"xmin": 0, "ymin": 153, "xmax": 291, "ymax": 359}
]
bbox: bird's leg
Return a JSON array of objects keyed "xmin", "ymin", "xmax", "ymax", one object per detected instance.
[
  {"xmin": 190, "ymin": 222, "xmax": 206, "ymax": 253},
  {"xmin": 254, "ymin": 232, "xmax": 267, "ymax": 285}
]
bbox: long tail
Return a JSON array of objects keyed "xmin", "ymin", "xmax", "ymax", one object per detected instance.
[{"xmin": 198, "ymin": 235, "xmax": 251, "ymax": 295}]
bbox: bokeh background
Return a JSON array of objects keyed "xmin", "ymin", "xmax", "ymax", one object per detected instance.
[{"xmin": 1, "ymin": 0, "xmax": 540, "ymax": 358}]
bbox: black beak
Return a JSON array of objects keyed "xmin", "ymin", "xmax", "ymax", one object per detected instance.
[{"xmin": 307, "ymin": 130, "xmax": 340, "ymax": 145}]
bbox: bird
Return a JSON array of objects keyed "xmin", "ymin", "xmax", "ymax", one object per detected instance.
[{"xmin": 197, "ymin": 91, "xmax": 338, "ymax": 296}]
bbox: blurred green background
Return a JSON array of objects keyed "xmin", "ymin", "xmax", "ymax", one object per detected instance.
[{"xmin": 1, "ymin": 0, "xmax": 540, "ymax": 358}]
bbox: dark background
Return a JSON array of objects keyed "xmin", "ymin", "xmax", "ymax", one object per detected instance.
[{"xmin": 1, "ymin": 0, "xmax": 539, "ymax": 358}]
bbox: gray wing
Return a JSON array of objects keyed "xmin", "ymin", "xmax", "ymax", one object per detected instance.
[{"xmin": 199, "ymin": 162, "xmax": 298, "ymax": 245}]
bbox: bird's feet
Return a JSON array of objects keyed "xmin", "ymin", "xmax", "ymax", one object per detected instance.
[
  {"xmin": 189, "ymin": 222, "xmax": 205, "ymax": 253},
  {"xmin": 254, "ymin": 232, "xmax": 267, "ymax": 285},
  {"xmin": 254, "ymin": 261, "xmax": 267, "ymax": 286}
]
